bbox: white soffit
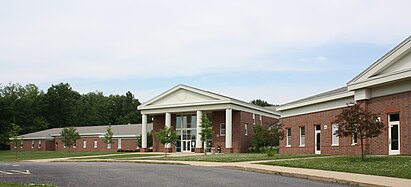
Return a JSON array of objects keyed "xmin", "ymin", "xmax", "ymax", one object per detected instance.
[{"xmin": 348, "ymin": 36, "xmax": 411, "ymax": 90}]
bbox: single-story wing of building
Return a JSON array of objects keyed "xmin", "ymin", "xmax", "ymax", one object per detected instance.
[
  {"xmin": 11, "ymin": 123, "xmax": 153, "ymax": 152},
  {"xmin": 138, "ymin": 84, "xmax": 281, "ymax": 153},
  {"xmin": 277, "ymin": 35, "xmax": 411, "ymax": 155}
]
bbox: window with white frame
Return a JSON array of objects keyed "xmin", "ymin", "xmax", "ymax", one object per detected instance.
[
  {"xmin": 20, "ymin": 141, "xmax": 23, "ymax": 148},
  {"xmin": 220, "ymin": 123, "xmax": 226, "ymax": 136},
  {"xmin": 31, "ymin": 140, "xmax": 35, "ymax": 149},
  {"xmin": 83, "ymin": 140, "xmax": 87, "ymax": 148},
  {"xmin": 38, "ymin": 140, "xmax": 42, "ymax": 148},
  {"xmin": 63, "ymin": 143, "xmax": 66, "ymax": 148},
  {"xmin": 107, "ymin": 143, "xmax": 111, "ymax": 149},
  {"xmin": 259, "ymin": 115, "xmax": 262, "ymax": 123},
  {"xmin": 332, "ymin": 124, "xmax": 339, "ymax": 146},
  {"xmin": 286, "ymin": 128, "xmax": 291, "ymax": 147},
  {"xmin": 352, "ymin": 133, "xmax": 358, "ymax": 145},
  {"xmin": 253, "ymin": 114, "xmax": 256, "ymax": 125},
  {"xmin": 244, "ymin": 124, "xmax": 248, "ymax": 136},
  {"xmin": 118, "ymin": 138, "xmax": 122, "ymax": 149},
  {"xmin": 73, "ymin": 142, "xmax": 77, "ymax": 148},
  {"xmin": 300, "ymin": 127, "xmax": 305, "ymax": 146},
  {"xmin": 94, "ymin": 140, "xmax": 98, "ymax": 149}
]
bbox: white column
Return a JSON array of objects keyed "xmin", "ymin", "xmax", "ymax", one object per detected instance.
[
  {"xmin": 142, "ymin": 114, "xmax": 147, "ymax": 149},
  {"xmin": 165, "ymin": 112, "xmax": 171, "ymax": 148},
  {"xmin": 225, "ymin": 108, "xmax": 232, "ymax": 149},
  {"xmin": 196, "ymin": 110, "xmax": 203, "ymax": 149}
]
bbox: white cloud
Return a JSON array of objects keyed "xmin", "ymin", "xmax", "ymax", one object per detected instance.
[{"xmin": 0, "ymin": 0, "xmax": 410, "ymax": 83}]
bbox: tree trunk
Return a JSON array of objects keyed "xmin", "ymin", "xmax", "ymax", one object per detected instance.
[{"xmin": 360, "ymin": 133, "xmax": 364, "ymax": 161}]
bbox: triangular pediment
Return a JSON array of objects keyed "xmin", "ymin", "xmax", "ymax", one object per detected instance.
[
  {"xmin": 348, "ymin": 36, "xmax": 411, "ymax": 90},
  {"xmin": 140, "ymin": 85, "xmax": 230, "ymax": 108}
]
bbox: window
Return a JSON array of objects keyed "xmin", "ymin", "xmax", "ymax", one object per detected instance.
[
  {"xmin": 220, "ymin": 123, "xmax": 226, "ymax": 136},
  {"xmin": 244, "ymin": 124, "xmax": 248, "ymax": 136},
  {"xmin": 38, "ymin": 140, "xmax": 42, "ymax": 148},
  {"xmin": 107, "ymin": 143, "xmax": 111, "ymax": 149},
  {"xmin": 118, "ymin": 139, "xmax": 122, "ymax": 149},
  {"xmin": 252, "ymin": 114, "xmax": 256, "ymax": 125},
  {"xmin": 73, "ymin": 142, "xmax": 77, "ymax": 149},
  {"xmin": 94, "ymin": 140, "xmax": 98, "ymax": 149},
  {"xmin": 20, "ymin": 141, "xmax": 23, "ymax": 149},
  {"xmin": 352, "ymin": 133, "xmax": 358, "ymax": 145},
  {"xmin": 286, "ymin": 128, "xmax": 291, "ymax": 147},
  {"xmin": 259, "ymin": 115, "xmax": 262, "ymax": 123},
  {"xmin": 300, "ymin": 127, "xmax": 305, "ymax": 146},
  {"xmin": 31, "ymin": 140, "xmax": 35, "ymax": 149},
  {"xmin": 332, "ymin": 124, "xmax": 339, "ymax": 146},
  {"xmin": 83, "ymin": 140, "xmax": 87, "ymax": 148},
  {"xmin": 63, "ymin": 143, "xmax": 67, "ymax": 148}
]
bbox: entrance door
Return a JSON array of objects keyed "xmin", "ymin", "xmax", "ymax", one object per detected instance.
[
  {"xmin": 389, "ymin": 113, "xmax": 400, "ymax": 155},
  {"xmin": 315, "ymin": 125, "xmax": 321, "ymax": 154},
  {"xmin": 182, "ymin": 140, "xmax": 191, "ymax": 152}
]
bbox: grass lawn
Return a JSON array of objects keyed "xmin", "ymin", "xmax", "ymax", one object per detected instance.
[
  {"xmin": 143, "ymin": 153, "xmax": 324, "ymax": 162},
  {"xmin": 0, "ymin": 150, "xmax": 123, "ymax": 162},
  {"xmin": 0, "ymin": 182, "xmax": 55, "ymax": 187},
  {"xmin": 261, "ymin": 156, "xmax": 411, "ymax": 179},
  {"xmin": 73, "ymin": 153, "xmax": 161, "ymax": 160}
]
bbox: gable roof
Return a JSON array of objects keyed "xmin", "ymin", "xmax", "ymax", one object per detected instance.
[
  {"xmin": 18, "ymin": 123, "xmax": 153, "ymax": 140},
  {"xmin": 138, "ymin": 84, "xmax": 280, "ymax": 117},
  {"xmin": 348, "ymin": 35, "xmax": 411, "ymax": 90}
]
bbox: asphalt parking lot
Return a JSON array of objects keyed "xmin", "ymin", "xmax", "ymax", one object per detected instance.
[{"xmin": 0, "ymin": 162, "xmax": 349, "ymax": 187}]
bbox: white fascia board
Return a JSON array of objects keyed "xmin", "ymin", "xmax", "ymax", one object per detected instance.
[
  {"xmin": 141, "ymin": 103, "xmax": 233, "ymax": 115},
  {"xmin": 139, "ymin": 100, "xmax": 230, "ymax": 111},
  {"xmin": 277, "ymin": 91, "xmax": 354, "ymax": 111},
  {"xmin": 141, "ymin": 101, "xmax": 280, "ymax": 118},
  {"xmin": 230, "ymin": 104, "xmax": 280, "ymax": 119},
  {"xmin": 50, "ymin": 133, "xmax": 105, "ymax": 137},
  {"xmin": 280, "ymin": 105, "xmax": 348, "ymax": 118},
  {"xmin": 347, "ymin": 69, "xmax": 411, "ymax": 91},
  {"xmin": 98, "ymin": 135, "xmax": 138, "ymax": 138},
  {"xmin": 17, "ymin": 137, "xmax": 55, "ymax": 140}
]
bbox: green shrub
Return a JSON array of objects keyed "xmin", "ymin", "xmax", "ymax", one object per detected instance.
[{"xmin": 266, "ymin": 147, "xmax": 278, "ymax": 156}]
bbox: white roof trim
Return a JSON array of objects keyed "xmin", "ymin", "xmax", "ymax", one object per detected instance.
[
  {"xmin": 348, "ymin": 35, "xmax": 411, "ymax": 88},
  {"xmin": 280, "ymin": 105, "xmax": 348, "ymax": 118},
  {"xmin": 138, "ymin": 84, "xmax": 280, "ymax": 117},
  {"xmin": 277, "ymin": 91, "xmax": 354, "ymax": 111}
]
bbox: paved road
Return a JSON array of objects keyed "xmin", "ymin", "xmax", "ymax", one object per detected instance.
[{"xmin": 0, "ymin": 162, "xmax": 348, "ymax": 187}]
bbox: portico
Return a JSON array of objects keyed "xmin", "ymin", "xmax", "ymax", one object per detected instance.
[{"xmin": 138, "ymin": 84, "xmax": 280, "ymax": 153}]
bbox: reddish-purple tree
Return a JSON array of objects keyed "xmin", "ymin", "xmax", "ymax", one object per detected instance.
[{"xmin": 334, "ymin": 104, "xmax": 385, "ymax": 160}]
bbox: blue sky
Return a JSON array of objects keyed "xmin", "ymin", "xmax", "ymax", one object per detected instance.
[{"xmin": 1, "ymin": 0, "xmax": 410, "ymax": 104}]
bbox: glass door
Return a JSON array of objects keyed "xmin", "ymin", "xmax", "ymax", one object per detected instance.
[
  {"xmin": 389, "ymin": 113, "xmax": 400, "ymax": 155},
  {"xmin": 182, "ymin": 140, "xmax": 191, "ymax": 152},
  {"xmin": 315, "ymin": 125, "xmax": 321, "ymax": 154}
]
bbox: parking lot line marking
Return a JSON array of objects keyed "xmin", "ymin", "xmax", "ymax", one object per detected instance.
[
  {"xmin": 0, "ymin": 170, "xmax": 13, "ymax": 174},
  {"xmin": 9, "ymin": 170, "xmax": 30, "ymax": 174}
]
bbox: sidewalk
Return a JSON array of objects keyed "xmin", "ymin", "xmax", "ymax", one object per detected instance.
[{"xmin": 26, "ymin": 153, "xmax": 411, "ymax": 187}]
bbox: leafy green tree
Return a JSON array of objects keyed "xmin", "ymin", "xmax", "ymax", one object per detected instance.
[
  {"xmin": 103, "ymin": 125, "xmax": 114, "ymax": 151},
  {"xmin": 199, "ymin": 113, "xmax": 213, "ymax": 155},
  {"xmin": 46, "ymin": 83, "xmax": 80, "ymax": 128},
  {"xmin": 252, "ymin": 122, "xmax": 284, "ymax": 151},
  {"xmin": 334, "ymin": 104, "xmax": 385, "ymax": 160},
  {"xmin": 250, "ymin": 99, "xmax": 273, "ymax": 107},
  {"xmin": 155, "ymin": 126, "xmax": 178, "ymax": 156},
  {"xmin": 60, "ymin": 127, "xmax": 81, "ymax": 155},
  {"xmin": 7, "ymin": 123, "xmax": 23, "ymax": 160}
]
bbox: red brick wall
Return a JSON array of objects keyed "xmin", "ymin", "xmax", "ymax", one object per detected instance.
[
  {"xmin": 280, "ymin": 91, "xmax": 411, "ymax": 155},
  {"xmin": 53, "ymin": 137, "xmax": 137, "ymax": 152},
  {"xmin": 280, "ymin": 108, "xmax": 364, "ymax": 155},
  {"xmin": 152, "ymin": 110, "xmax": 279, "ymax": 153},
  {"xmin": 10, "ymin": 139, "xmax": 51, "ymax": 151}
]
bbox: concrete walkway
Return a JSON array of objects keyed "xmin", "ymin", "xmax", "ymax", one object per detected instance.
[{"xmin": 25, "ymin": 153, "xmax": 411, "ymax": 187}]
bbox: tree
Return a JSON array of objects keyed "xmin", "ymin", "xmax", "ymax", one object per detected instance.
[
  {"xmin": 103, "ymin": 125, "xmax": 114, "ymax": 151},
  {"xmin": 7, "ymin": 123, "xmax": 23, "ymax": 160},
  {"xmin": 252, "ymin": 122, "xmax": 284, "ymax": 151},
  {"xmin": 60, "ymin": 127, "xmax": 81, "ymax": 155},
  {"xmin": 250, "ymin": 99, "xmax": 274, "ymax": 107},
  {"xmin": 155, "ymin": 126, "xmax": 178, "ymax": 156},
  {"xmin": 334, "ymin": 104, "xmax": 385, "ymax": 160},
  {"xmin": 199, "ymin": 113, "xmax": 213, "ymax": 155}
]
